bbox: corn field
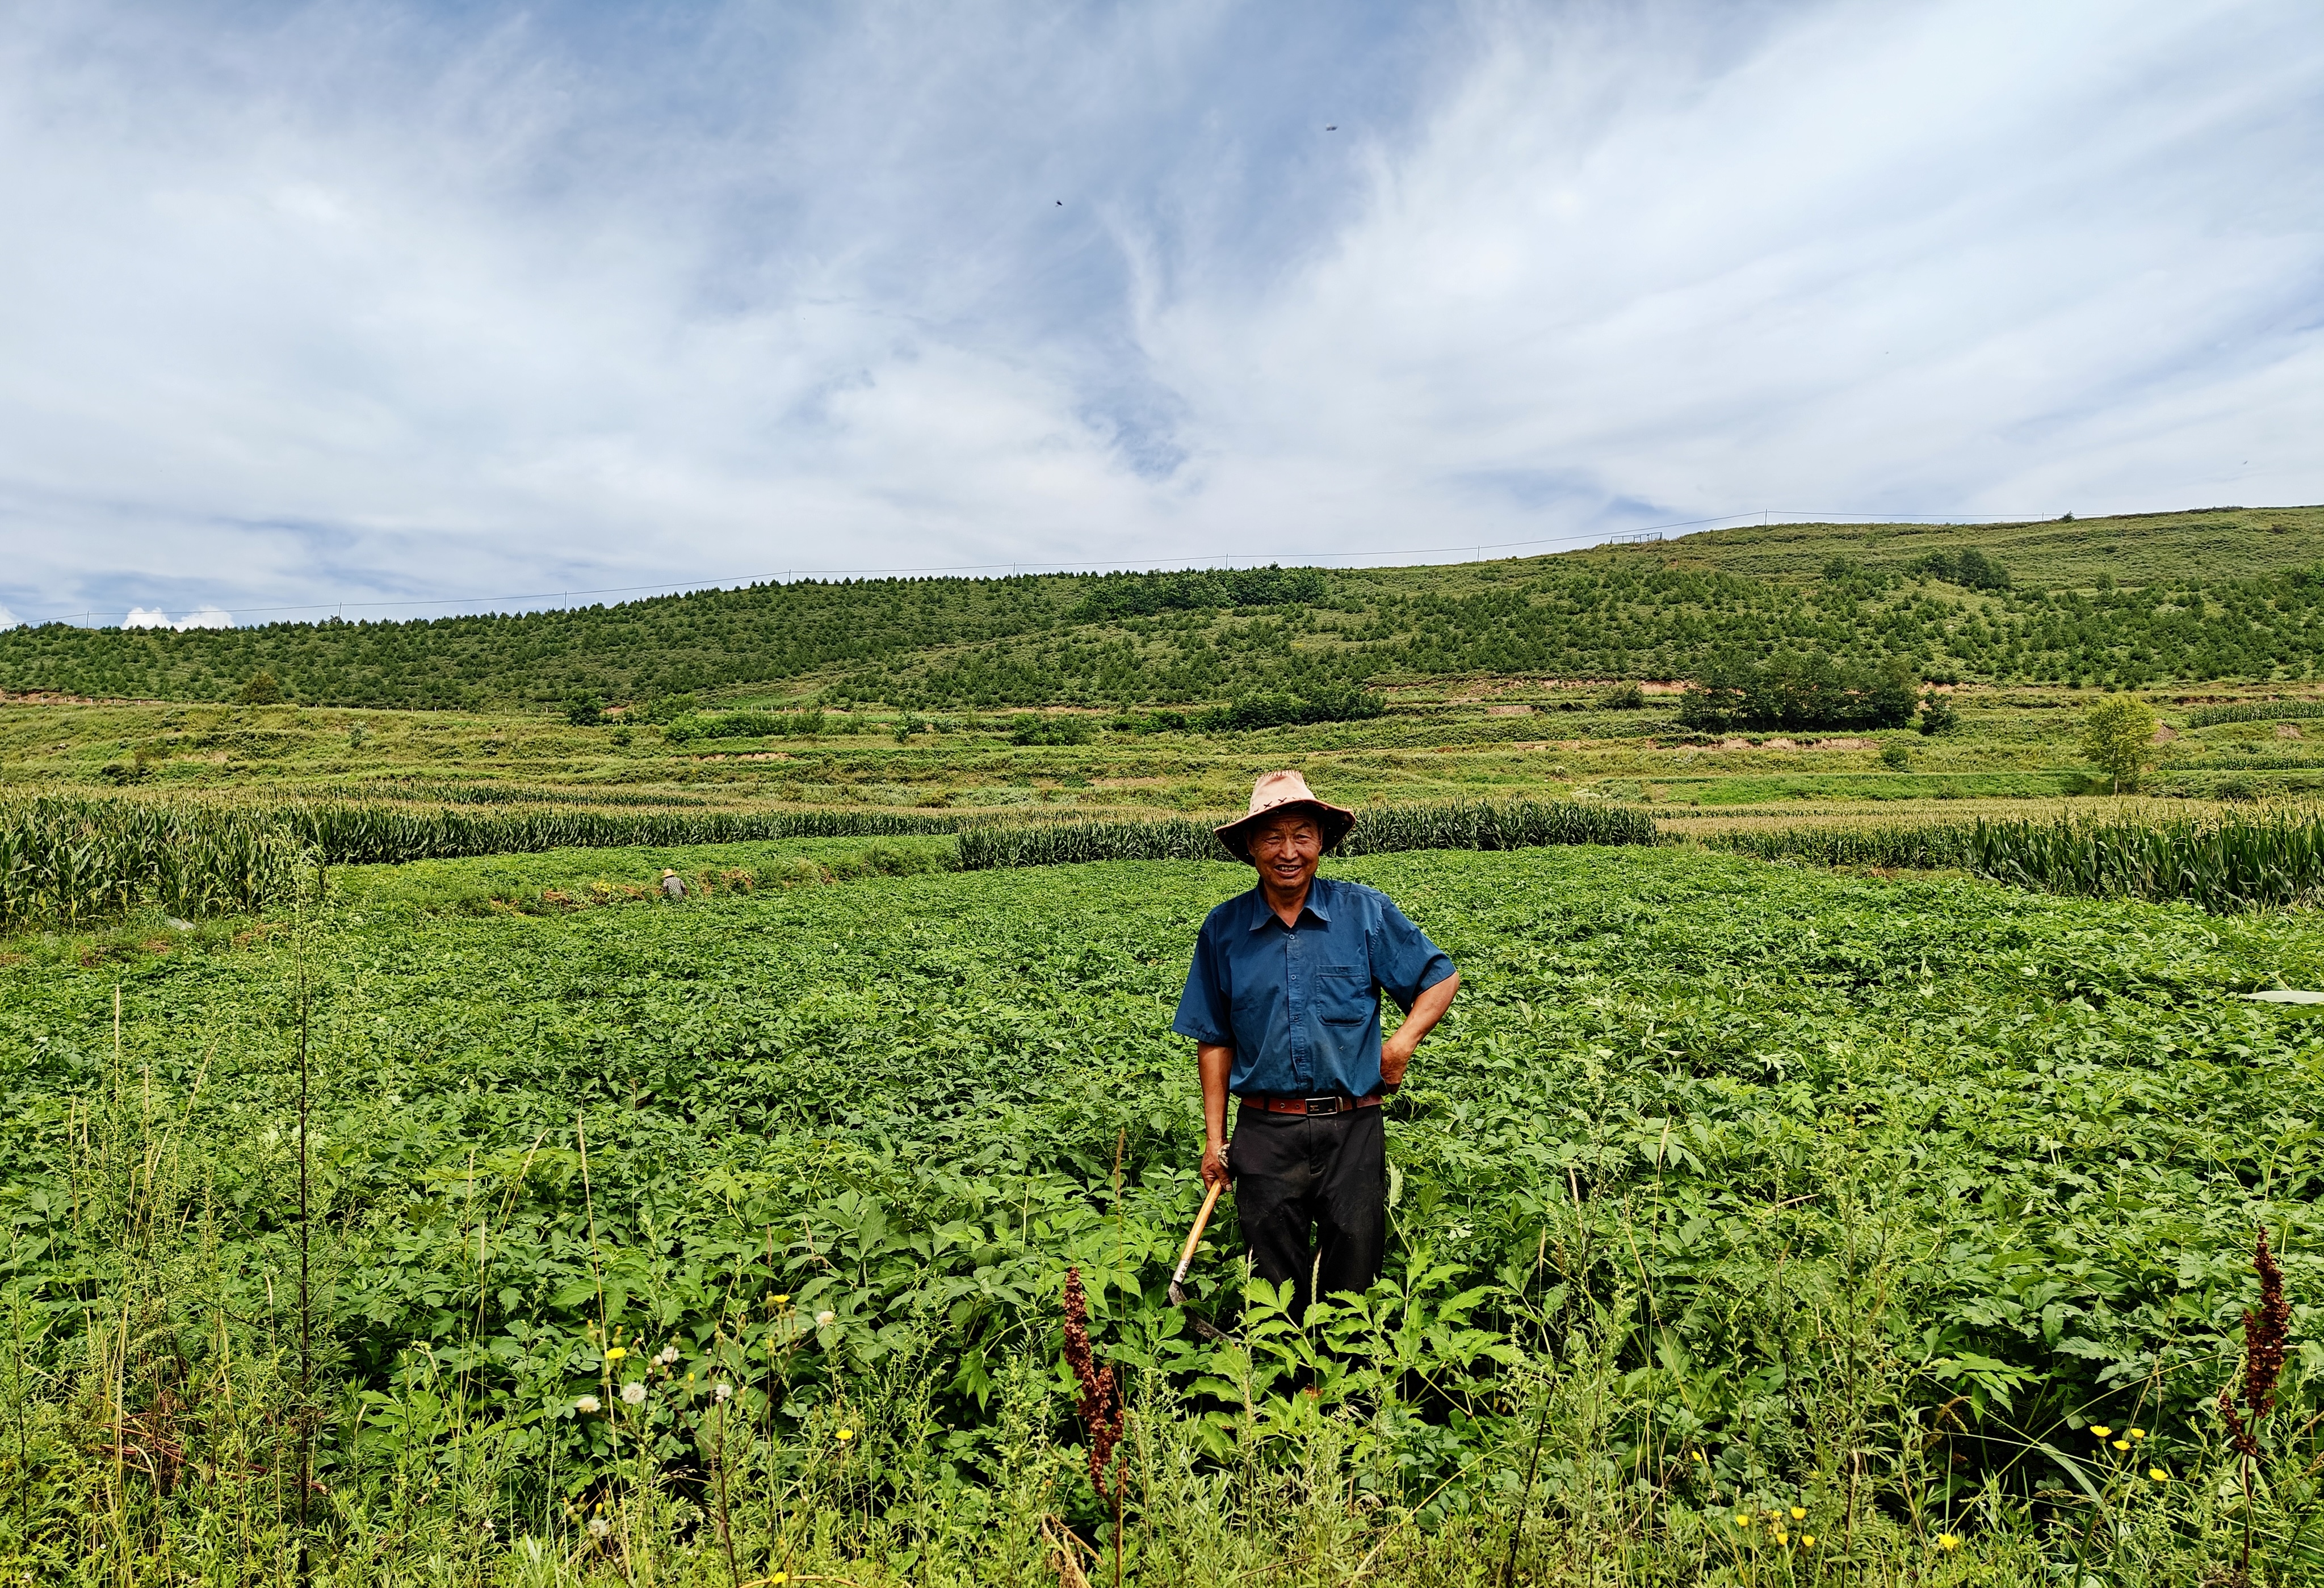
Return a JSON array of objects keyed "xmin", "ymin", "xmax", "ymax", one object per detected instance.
[
  {"xmin": 955, "ymin": 799, "xmax": 1661, "ymax": 869},
  {"xmin": 1703, "ymin": 805, "xmax": 2324, "ymax": 913},
  {"xmin": 284, "ymin": 800, "xmax": 964, "ymax": 864},
  {"xmin": 0, "ymin": 796, "xmax": 302, "ymax": 927},
  {"xmin": 2184, "ymin": 698, "xmax": 2324, "ymax": 728}
]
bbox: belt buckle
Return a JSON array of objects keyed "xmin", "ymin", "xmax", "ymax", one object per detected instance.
[{"xmin": 1304, "ymin": 1095, "xmax": 1341, "ymax": 1116}]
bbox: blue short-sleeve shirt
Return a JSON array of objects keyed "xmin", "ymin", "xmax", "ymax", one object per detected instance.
[{"xmin": 1171, "ymin": 875, "xmax": 1456, "ymax": 1098}]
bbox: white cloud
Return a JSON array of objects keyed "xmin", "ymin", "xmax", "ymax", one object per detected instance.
[
  {"xmin": 0, "ymin": 0, "xmax": 2317, "ymax": 624},
  {"xmin": 120, "ymin": 603, "xmax": 233, "ymax": 629},
  {"xmin": 0, "ymin": 605, "xmax": 18, "ymax": 630}
]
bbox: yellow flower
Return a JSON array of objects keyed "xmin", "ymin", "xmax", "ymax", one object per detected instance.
[
  {"xmin": 2129, "ymin": 1427, "xmax": 2146, "ymax": 1440},
  {"xmin": 603, "ymin": 1346, "xmax": 627, "ymax": 1363},
  {"xmin": 1734, "ymin": 1513, "xmax": 1751, "ymax": 1528},
  {"xmin": 1790, "ymin": 1507, "xmax": 1806, "ymax": 1520},
  {"xmin": 2149, "ymin": 1468, "xmax": 2169, "ymax": 1482},
  {"xmin": 836, "ymin": 1427, "xmax": 855, "ymax": 1443},
  {"xmin": 1692, "ymin": 1450, "xmax": 1705, "ymax": 1463},
  {"xmin": 1937, "ymin": 1534, "xmax": 1959, "ymax": 1551},
  {"xmin": 771, "ymin": 1293, "xmax": 791, "ymax": 1306},
  {"xmin": 2112, "ymin": 1439, "xmax": 2130, "ymax": 1452},
  {"xmin": 2089, "ymin": 1425, "xmax": 2111, "ymax": 1438},
  {"xmin": 1802, "ymin": 1535, "xmax": 1816, "ymax": 1547},
  {"xmin": 1772, "ymin": 1528, "xmax": 1788, "ymax": 1545}
]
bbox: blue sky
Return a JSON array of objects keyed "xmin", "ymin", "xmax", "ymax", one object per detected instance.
[{"xmin": 1, "ymin": 0, "xmax": 2319, "ymax": 627}]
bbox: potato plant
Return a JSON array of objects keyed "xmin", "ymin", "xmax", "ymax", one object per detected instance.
[{"xmin": 2, "ymin": 846, "xmax": 2322, "ymax": 1582}]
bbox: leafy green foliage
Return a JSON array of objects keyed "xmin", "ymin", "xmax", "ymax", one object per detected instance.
[
  {"xmin": 5, "ymin": 847, "xmax": 2323, "ymax": 1577},
  {"xmin": 1195, "ymin": 686, "xmax": 1383, "ymax": 730},
  {"xmin": 2188, "ymin": 699, "xmax": 2324, "ymax": 728},
  {"xmin": 1679, "ymin": 652, "xmax": 1918, "ymax": 733},
  {"xmin": 1008, "ymin": 715, "xmax": 1093, "ymax": 746},
  {"xmin": 2082, "ymin": 695, "xmax": 2158, "ymax": 793},
  {"xmin": 8, "ymin": 510, "xmax": 2323, "ymax": 714},
  {"xmin": 954, "ymin": 800, "xmax": 1660, "ymax": 868},
  {"xmin": 1708, "ymin": 806, "xmax": 2324, "ymax": 913},
  {"xmin": 1067, "ymin": 565, "xmax": 1326, "ymax": 620},
  {"xmin": 0, "ymin": 795, "xmax": 300, "ymax": 925},
  {"xmin": 1910, "ymin": 547, "xmax": 2012, "ymax": 590}
]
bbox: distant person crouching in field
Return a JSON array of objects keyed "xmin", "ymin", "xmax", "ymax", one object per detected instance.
[
  {"xmin": 1173, "ymin": 771, "xmax": 1459, "ymax": 1315},
  {"xmin": 660, "ymin": 869, "xmax": 686, "ymax": 900}
]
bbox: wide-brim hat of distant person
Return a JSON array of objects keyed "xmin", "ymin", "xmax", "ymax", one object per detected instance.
[{"xmin": 1213, "ymin": 770, "xmax": 1357, "ymax": 862}]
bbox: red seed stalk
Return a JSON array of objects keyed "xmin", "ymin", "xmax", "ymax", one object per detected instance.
[
  {"xmin": 2218, "ymin": 1226, "xmax": 2293, "ymax": 1580},
  {"xmin": 2219, "ymin": 1227, "xmax": 2291, "ymax": 1459},
  {"xmin": 1062, "ymin": 1266, "xmax": 1125, "ymax": 1493},
  {"xmin": 1062, "ymin": 1267, "xmax": 1129, "ymax": 1588}
]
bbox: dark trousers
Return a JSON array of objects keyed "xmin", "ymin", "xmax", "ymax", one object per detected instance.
[{"xmin": 1227, "ymin": 1104, "xmax": 1386, "ymax": 1316}]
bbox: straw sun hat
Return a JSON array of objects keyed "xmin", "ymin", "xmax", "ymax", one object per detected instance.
[{"xmin": 1213, "ymin": 770, "xmax": 1357, "ymax": 861}]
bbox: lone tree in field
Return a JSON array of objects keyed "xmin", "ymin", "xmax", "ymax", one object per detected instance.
[
  {"xmin": 2080, "ymin": 694, "xmax": 2157, "ymax": 793},
  {"xmin": 238, "ymin": 669, "xmax": 284, "ymax": 705}
]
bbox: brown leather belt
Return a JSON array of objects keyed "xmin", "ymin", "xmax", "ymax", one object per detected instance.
[{"xmin": 1238, "ymin": 1093, "xmax": 1382, "ymax": 1116}]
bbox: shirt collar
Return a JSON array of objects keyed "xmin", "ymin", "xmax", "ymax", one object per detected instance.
[{"xmin": 1245, "ymin": 875, "xmax": 1334, "ymax": 930}]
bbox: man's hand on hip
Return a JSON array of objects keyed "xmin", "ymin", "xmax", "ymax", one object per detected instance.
[{"xmin": 1379, "ymin": 1034, "xmax": 1415, "ymax": 1089}]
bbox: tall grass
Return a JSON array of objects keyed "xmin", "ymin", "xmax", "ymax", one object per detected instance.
[
  {"xmin": 1702, "ymin": 805, "xmax": 2324, "ymax": 912},
  {"xmin": 955, "ymin": 799, "xmax": 1661, "ymax": 869},
  {"xmin": 2185, "ymin": 699, "xmax": 2324, "ymax": 728}
]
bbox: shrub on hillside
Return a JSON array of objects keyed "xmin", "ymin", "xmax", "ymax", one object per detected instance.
[
  {"xmin": 1677, "ymin": 652, "xmax": 1917, "ymax": 733},
  {"xmin": 1009, "ymin": 715, "xmax": 1094, "ymax": 746},
  {"xmin": 1197, "ymin": 687, "xmax": 1384, "ymax": 732},
  {"xmin": 1911, "ymin": 547, "xmax": 2011, "ymax": 590},
  {"xmin": 1069, "ymin": 565, "xmax": 1327, "ymax": 620}
]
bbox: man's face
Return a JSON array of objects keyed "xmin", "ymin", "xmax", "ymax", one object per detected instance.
[{"xmin": 1248, "ymin": 813, "xmax": 1323, "ymax": 894}]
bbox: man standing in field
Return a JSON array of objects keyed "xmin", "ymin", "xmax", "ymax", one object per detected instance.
[{"xmin": 1174, "ymin": 771, "xmax": 1460, "ymax": 1312}]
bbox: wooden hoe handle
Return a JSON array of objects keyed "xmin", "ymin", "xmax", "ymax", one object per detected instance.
[{"xmin": 1173, "ymin": 1180, "xmax": 1226, "ymax": 1287}]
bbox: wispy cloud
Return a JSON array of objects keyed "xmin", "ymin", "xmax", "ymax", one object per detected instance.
[{"xmin": 1, "ymin": 0, "xmax": 2317, "ymax": 624}]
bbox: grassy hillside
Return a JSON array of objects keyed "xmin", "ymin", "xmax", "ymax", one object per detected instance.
[
  {"xmin": 1651, "ymin": 503, "xmax": 2324, "ymax": 585},
  {"xmin": 3, "ymin": 506, "xmax": 2321, "ymax": 712}
]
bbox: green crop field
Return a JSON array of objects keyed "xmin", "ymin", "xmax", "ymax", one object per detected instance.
[
  {"xmin": 5, "ymin": 842, "xmax": 2324, "ymax": 1583},
  {"xmin": 9, "ymin": 510, "xmax": 2324, "ymax": 1584}
]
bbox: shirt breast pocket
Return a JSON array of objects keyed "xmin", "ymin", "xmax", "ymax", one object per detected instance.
[{"xmin": 1317, "ymin": 967, "xmax": 1375, "ymax": 1026}]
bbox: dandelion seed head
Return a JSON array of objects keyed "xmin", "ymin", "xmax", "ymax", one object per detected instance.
[
  {"xmin": 587, "ymin": 1517, "xmax": 610, "ymax": 1539},
  {"xmin": 816, "ymin": 1310, "xmax": 836, "ymax": 1327},
  {"xmin": 572, "ymin": 1396, "xmax": 601, "ymax": 1413},
  {"xmin": 620, "ymin": 1381, "xmax": 647, "ymax": 1405},
  {"xmin": 714, "ymin": 1383, "xmax": 732, "ymax": 1402}
]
